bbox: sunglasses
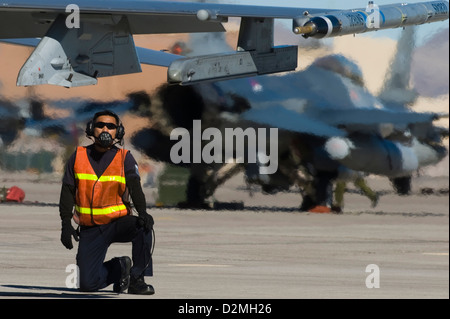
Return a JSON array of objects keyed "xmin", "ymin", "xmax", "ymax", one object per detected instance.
[{"xmin": 94, "ymin": 121, "xmax": 117, "ymax": 130}]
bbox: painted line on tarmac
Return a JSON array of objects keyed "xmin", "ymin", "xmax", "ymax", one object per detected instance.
[{"xmin": 168, "ymin": 263, "xmax": 232, "ymax": 267}]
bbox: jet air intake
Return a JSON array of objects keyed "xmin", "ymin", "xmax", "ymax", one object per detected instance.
[{"xmin": 294, "ymin": 1, "xmax": 449, "ymax": 38}]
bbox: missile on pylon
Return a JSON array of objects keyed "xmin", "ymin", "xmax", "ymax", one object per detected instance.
[
  {"xmin": 169, "ymin": 1, "xmax": 448, "ymax": 85},
  {"xmin": 293, "ymin": 1, "xmax": 449, "ymax": 38}
]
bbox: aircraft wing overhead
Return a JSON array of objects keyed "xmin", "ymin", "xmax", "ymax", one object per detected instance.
[
  {"xmin": 136, "ymin": 47, "xmax": 183, "ymax": 68},
  {"xmin": 0, "ymin": 0, "xmax": 326, "ymax": 38},
  {"xmin": 0, "ymin": 38, "xmax": 40, "ymax": 47},
  {"xmin": 0, "ymin": 0, "xmax": 448, "ymax": 87},
  {"xmin": 0, "ymin": 38, "xmax": 183, "ymax": 68}
]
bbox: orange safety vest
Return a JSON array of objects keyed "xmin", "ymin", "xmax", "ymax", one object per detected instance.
[{"xmin": 73, "ymin": 146, "xmax": 130, "ymax": 226}]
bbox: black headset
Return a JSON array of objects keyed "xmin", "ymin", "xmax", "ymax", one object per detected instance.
[{"xmin": 85, "ymin": 110, "xmax": 125, "ymax": 141}]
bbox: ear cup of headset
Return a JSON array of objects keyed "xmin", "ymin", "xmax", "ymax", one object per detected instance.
[
  {"xmin": 116, "ymin": 124, "xmax": 125, "ymax": 141},
  {"xmin": 85, "ymin": 120, "xmax": 94, "ymax": 137}
]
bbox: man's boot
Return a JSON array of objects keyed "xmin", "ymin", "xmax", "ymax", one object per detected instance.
[
  {"xmin": 128, "ymin": 275, "xmax": 155, "ymax": 295},
  {"xmin": 113, "ymin": 256, "xmax": 131, "ymax": 293}
]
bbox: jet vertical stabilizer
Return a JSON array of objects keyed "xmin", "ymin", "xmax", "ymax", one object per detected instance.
[{"xmin": 378, "ymin": 26, "xmax": 418, "ymax": 109}]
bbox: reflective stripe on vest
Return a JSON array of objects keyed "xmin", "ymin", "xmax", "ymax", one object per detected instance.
[
  {"xmin": 75, "ymin": 173, "xmax": 126, "ymax": 184},
  {"xmin": 73, "ymin": 146, "xmax": 129, "ymax": 226},
  {"xmin": 75, "ymin": 204, "xmax": 128, "ymax": 215}
]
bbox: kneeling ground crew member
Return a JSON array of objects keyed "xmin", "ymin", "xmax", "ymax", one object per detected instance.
[{"xmin": 59, "ymin": 110, "xmax": 155, "ymax": 295}]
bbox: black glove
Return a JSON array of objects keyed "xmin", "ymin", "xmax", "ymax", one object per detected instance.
[
  {"xmin": 137, "ymin": 211, "xmax": 154, "ymax": 233},
  {"xmin": 61, "ymin": 219, "xmax": 79, "ymax": 250}
]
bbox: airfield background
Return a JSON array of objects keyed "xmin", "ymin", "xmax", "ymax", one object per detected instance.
[{"xmin": 0, "ymin": 14, "xmax": 448, "ymax": 202}]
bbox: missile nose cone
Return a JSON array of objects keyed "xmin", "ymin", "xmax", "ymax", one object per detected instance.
[
  {"xmin": 325, "ymin": 137, "xmax": 352, "ymax": 160},
  {"xmin": 197, "ymin": 9, "xmax": 211, "ymax": 21},
  {"xmin": 294, "ymin": 24, "xmax": 315, "ymax": 35}
]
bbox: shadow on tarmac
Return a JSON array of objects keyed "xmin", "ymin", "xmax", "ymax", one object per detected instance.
[{"xmin": 0, "ymin": 285, "xmax": 116, "ymax": 298}]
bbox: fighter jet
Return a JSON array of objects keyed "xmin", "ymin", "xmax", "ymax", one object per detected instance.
[
  {"xmin": 131, "ymin": 24, "xmax": 448, "ymax": 210},
  {"xmin": 1, "ymin": 1, "xmax": 448, "ymax": 208},
  {"xmin": 0, "ymin": 0, "xmax": 448, "ymax": 87},
  {"xmin": 0, "ymin": 89, "xmax": 151, "ymax": 152},
  {"xmin": 21, "ymin": 91, "xmax": 151, "ymax": 146}
]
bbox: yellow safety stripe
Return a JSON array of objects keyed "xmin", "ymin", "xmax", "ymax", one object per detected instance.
[
  {"xmin": 75, "ymin": 173, "xmax": 126, "ymax": 184},
  {"xmin": 75, "ymin": 204, "xmax": 127, "ymax": 215}
]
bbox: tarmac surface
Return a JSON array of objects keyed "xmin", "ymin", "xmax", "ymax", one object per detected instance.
[{"xmin": 0, "ymin": 172, "xmax": 448, "ymax": 300}]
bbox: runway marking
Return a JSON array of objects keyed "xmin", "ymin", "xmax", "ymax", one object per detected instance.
[
  {"xmin": 422, "ymin": 253, "xmax": 449, "ymax": 256},
  {"xmin": 155, "ymin": 216, "xmax": 177, "ymax": 221},
  {"xmin": 168, "ymin": 263, "xmax": 232, "ymax": 268}
]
